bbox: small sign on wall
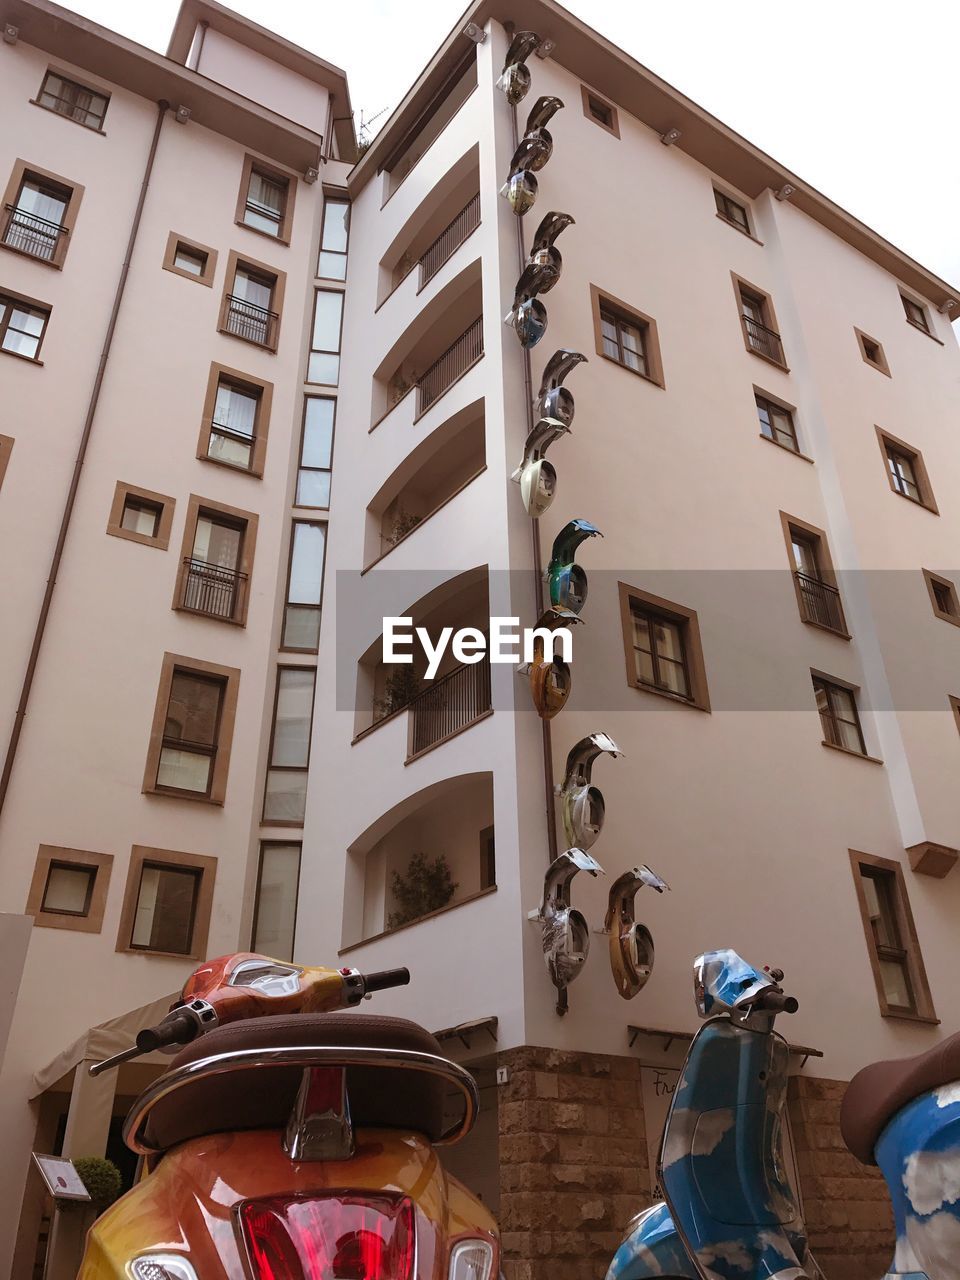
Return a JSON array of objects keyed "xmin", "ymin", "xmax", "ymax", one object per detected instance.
[{"xmin": 32, "ymin": 1154, "xmax": 91, "ymax": 1203}]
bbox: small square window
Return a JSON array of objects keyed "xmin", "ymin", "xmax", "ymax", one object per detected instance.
[
  {"xmin": 27, "ymin": 846, "xmax": 113, "ymax": 933},
  {"xmin": 580, "ymin": 86, "xmax": 619, "ymax": 137},
  {"xmin": 923, "ymin": 570, "xmax": 960, "ymax": 624},
  {"xmin": 812, "ymin": 674, "xmax": 868, "ymax": 757},
  {"xmin": 163, "ymin": 232, "xmax": 217, "ymax": 286},
  {"xmin": 855, "ymin": 328, "xmax": 890, "ymax": 375},
  {"xmin": 107, "ymin": 481, "xmax": 175, "ymax": 549},
  {"xmin": 176, "ymin": 246, "xmax": 204, "ymax": 275},
  {"xmin": 901, "ymin": 293, "xmax": 931, "ymax": 334},
  {"xmin": 42, "ymin": 862, "xmax": 96, "ymax": 916},
  {"xmin": 36, "ymin": 71, "xmax": 109, "ymax": 131},
  {"xmin": 117, "ymin": 845, "xmax": 216, "ymax": 959},
  {"xmin": 714, "ymin": 188, "xmax": 751, "ymax": 234}
]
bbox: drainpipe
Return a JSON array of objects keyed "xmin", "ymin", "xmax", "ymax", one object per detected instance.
[
  {"xmin": 507, "ymin": 88, "xmax": 560, "ymax": 864},
  {"xmin": 0, "ymin": 100, "xmax": 170, "ymax": 818}
]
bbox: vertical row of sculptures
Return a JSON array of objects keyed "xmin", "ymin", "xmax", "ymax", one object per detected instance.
[{"xmin": 497, "ymin": 34, "xmax": 667, "ymax": 1016}]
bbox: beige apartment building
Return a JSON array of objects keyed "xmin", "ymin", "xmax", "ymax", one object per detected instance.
[{"xmin": 1, "ymin": 0, "xmax": 960, "ymax": 1278}]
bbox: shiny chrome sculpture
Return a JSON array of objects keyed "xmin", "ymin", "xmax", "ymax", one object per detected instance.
[
  {"xmin": 525, "ymin": 211, "xmax": 574, "ymax": 291},
  {"xmin": 548, "ymin": 518, "xmax": 603, "ymax": 614},
  {"xmin": 500, "ymin": 97, "xmax": 563, "ymax": 217},
  {"xmin": 511, "ymin": 416, "xmax": 569, "ymax": 517},
  {"xmin": 536, "ymin": 348, "xmax": 586, "ymax": 425},
  {"xmin": 528, "ymin": 605, "xmax": 580, "ymax": 719},
  {"xmin": 504, "ymin": 260, "xmax": 556, "ymax": 347},
  {"xmin": 603, "ymin": 866, "xmax": 669, "ymax": 999},
  {"xmin": 559, "ymin": 732, "xmax": 622, "ymax": 849},
  {"xmin": 538, "ymin": 848, "xmax": 604, "ymax": 1015},
  {"xmin": 496, "ymin": 30, "xmax": 541, "ymax": 105}
]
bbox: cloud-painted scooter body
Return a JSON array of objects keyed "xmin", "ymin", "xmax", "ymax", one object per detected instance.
[{"xmin": 606, "ymin": 949, "xmax": 821, "ymax": 1280}]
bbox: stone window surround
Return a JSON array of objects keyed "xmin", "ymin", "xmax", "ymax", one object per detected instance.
[
  {"xmin": 0, "ymin": 159, "xmax": 85, "ymax": 270},
  {"xmin": 162, "ymin": 230, "xmax": 218, "ymax": 286},
  {"xmin": 26, "ymin": 845, "xmax": 113, "ymax": 933},
  {"xmin": 105, "ymin": 480, "xmax": 176, "ymax": 551},
  {"xmin": 115, "ymin": 844, "xmax": 217, "ymax": 960}
]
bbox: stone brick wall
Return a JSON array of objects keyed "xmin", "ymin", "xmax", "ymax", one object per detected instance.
[
  {"xmin": 496, "ymin": 1046, "xmax": 652, "ymax": 1280},
  {"xmin": 787, "ymin": 1075, "xmax": 894, "ymax": 1279}
]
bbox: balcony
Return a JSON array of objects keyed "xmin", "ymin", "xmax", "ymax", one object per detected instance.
[
  {"xmin": 224, "ymin": 294, "xmax": 278, "ymax": 348},
  {"xmin": 2, "ymin": 206, "xmax": 65, "ymax": 262},
  {"xmin": 743, "ymin": 314, "xmax": 785, "ymax": 366},
  {"xmin": 420, "ymin": 194, "xmax": 480, "ymax": 288},
  {"xmin": 795, "ymin": 571, "xmax": 846, "ymax": 634},
  {"xmin": 409, "ymin": 656, "xmax": 491, "ymax": 757},
  {"xmin": 179, "ymin": 558, "xmax": 247, "ymax": 622},
  {"xmin": 418, "ymin": 318, "xmax": 483, "ymax": 416}
]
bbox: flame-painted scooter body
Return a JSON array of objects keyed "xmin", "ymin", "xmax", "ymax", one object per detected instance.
[{"xmin": 606, "ymin": 949, "xmax": 822, "ymax": 1280}]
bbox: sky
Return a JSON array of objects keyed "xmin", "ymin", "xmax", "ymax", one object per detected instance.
[{"xmin": 64, "ymin": 0, "xmax": 960, "ymax": 287}]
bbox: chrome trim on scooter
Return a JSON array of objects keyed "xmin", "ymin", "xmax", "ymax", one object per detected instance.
[
  {"xmin": 122, "ymin": 1045, "xmax": 480, "ymax": 1156},
  {"xmin": 283, "ymin": 1066, "xmax": 355, "ymax": 1162}
]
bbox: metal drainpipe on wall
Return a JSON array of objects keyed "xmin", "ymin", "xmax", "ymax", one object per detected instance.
[{"xmin": 0, "ymin": 100, "xmax": 171, "ymax": 817}]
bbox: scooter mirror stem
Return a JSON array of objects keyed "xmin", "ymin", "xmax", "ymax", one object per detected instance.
[{"xmin": 88, "ymin": 1043, "xmax": 146, "ymax": 1077}]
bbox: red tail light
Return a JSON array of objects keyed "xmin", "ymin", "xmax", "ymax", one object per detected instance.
[{"xmin": 239, "ymin": 1192, "xmax": 415, "ymax": 1280}]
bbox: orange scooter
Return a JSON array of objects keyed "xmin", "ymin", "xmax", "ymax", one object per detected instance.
[{"xmin": 80, "ymin": 952, "xmax": 498, "ymax": 1280}]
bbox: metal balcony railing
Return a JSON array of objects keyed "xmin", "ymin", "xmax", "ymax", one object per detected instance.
[
  {"xmin": 224, "ymin": 294, "xmax": 278, "ymax": 347},
  {"xmin": 743, "ymin": 314, "xmax": 785, "ymax": 365},
  {"xmin": 419, "ymin": 194, "xmax": 481, "ymax": 287},
  {"xmin": 180, "ymin": 558, "xmax": 247, "ymax": 621},
  {"xmin": 417, "ymin": 316, "xmax": 484, "ymax": 415},
  {"xmin": 409, "ymin": 654, "xmax": 491, "ymax": 756},
  {"xmin": 2, "ymin": 206, "xmax": 65, "ymax": 262},
  {"xmin": 795, "ymin": 571, "xmax": 845, "ymax": 633}
]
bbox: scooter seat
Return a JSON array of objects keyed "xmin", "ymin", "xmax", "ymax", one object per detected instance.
[
  {"xmin": 141, "ymin": 1011, "xmax": 449, "ymax": 1152},
  {"xmin": 840, "ymin": 1028, "xmax": 960, "ymax": 1165}
]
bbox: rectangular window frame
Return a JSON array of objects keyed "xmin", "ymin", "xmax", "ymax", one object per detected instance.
[
  {"xmin": 780, "ymin": 511, "xmax": 849, "ymax": 637},
  {"xmin": 251, "ymin": 841, "xmax": 302, "ymax": 961},
  {"xmin": 296, "ymin": 396, "xmax": 336, "ymax": 509},
  {"xmin": 236, "ymin": 154, "xmax": 297, "ymax": 245},
  {"xmin": 732, "ymin": 273, "xmax": 787, "ymax": 370},
  {"xmin": 590, "ymin": 284, "xmax": 664, "ymax": 387},
  {"xmin": 116, "ymin": 845, "xmax": 216, "ymax": 960},
  {"xmin": 33, "ymin": 69, "xmax": 110, "ymax": 132},
  {"xmin": 855, "ymin": 327, "xmax": 891, "ymax": 376},
  {"xmin": 106, "ymin": 480, "xmax": 175, "ymax": 551},
  {"xmin": 162, "ymin": 231, "xmax": 217, "ymax": 287},
  {"xmin": 198, "ymin": 362, "xmax": 273, "ymax": 479},
  {"xmin": 849, "ymin": 849, "xmax": 936, "ymax": 1023},
  {"xmin": 0, "ymin": 287, "xmax": 51, "ymax": 364},
  {"xmin": 923, "ymin": 569, "xmax": 960, "ymax": 626},
  {"xmin": 281, "ymin": 519, "xmax": 328, "ymax": 654},
  {"xmin": 580, "ymin": 85, "xmax": 620, "ymax": 137},
  {"xmin": 900, "ymin": 291, "xmax": 934, "ymax": 337},
  {"xmin": 26, "ymin": 845, "xmax": 113, "ymax": 934},
  {"xmin": 618, "ymin": 582, "xmax": 710, "ymax": 711},
  {"xmin": 143, "ymin": 652, "xmax": 240, "ymax": 806},
  {"xmin": 812, "ymin": 671, "xmax": 873, "ymax": 760},
  {"xmin": 876, "ymin": 426, "xmax": 938, "ymax": 514},
  {"xmin": 713, "ymin": 186, "xmax": 753, "ymax": 238},
  {"xmin": 318, "ymin": 193, "xmax": 350, "ymax": 281},
  {"xmin": 218, "ymin": 250, "xmax": 286, "ymax": 354},
  {"xmin": 173, "ymin": 494, "xmax": 258, "ymax": 627},
  {"xmin": 0, "ymin": 435, "xmax": 14, "ymax": 491},
  {"xmin": 755, "ymin": 388, "xmax": 806, "ymax": 457},
  {"xmin": 307, "ymin": 288, "xmax": 345, "ymax": 386},
  {"xmin": 261, "ymin": 666, "xmax": 317, "ymax": 828},
  {"xmin": 1, "ymin": 160, "xmax": 84, "ymax": 269}
]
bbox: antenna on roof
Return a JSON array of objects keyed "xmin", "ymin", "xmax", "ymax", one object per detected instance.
[{"xmin": 357, "ymin": 105, "xmax": 391, "ymax": 152}]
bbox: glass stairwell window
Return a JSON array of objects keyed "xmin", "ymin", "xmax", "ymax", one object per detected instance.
[{"xmin": 318, "ymin": 198, "xmax": 350, "ymax": 280}]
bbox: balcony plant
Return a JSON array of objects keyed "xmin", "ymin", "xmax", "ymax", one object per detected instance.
[
  {"xmin": 387, "ymin": 506, "xmax": 422, "ymax": 546},
  {"xmin": 387, "ymin": 852, "xmax": 459, "ymax": 929},
  {"xmin": 373, "ymin": 664, "xmax": 422, "ymax": 720}
]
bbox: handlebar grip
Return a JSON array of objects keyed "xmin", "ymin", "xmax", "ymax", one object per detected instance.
[
  {"xmin": 363, "ymin": 967, "xmax": 411, "ymax": 994},
  {"xmin": 135, "ymin": 1011, "xmax": 197, "ymax": 1053},
  {"xmin": 758, "ymin": 991, "xmax": 799, "ymax": 1014}
]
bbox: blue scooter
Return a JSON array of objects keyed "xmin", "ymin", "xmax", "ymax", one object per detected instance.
[{"xmin": 606, "ymin": 949, "xmax": 821, "ymax": 1279}]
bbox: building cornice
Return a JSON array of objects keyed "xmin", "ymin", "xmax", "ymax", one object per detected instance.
[{"xmin": 349, "ymin": 0, "xmax": 959, "ymax": 311}]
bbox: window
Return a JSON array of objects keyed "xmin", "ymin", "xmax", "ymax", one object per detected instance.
[
  {"xmin": 35, "ymin": 70, "xmax": 109, "ymax": 131},
  {"xmin": 0, "ymin": 435, "xmax": 13, "ymax": 490},
  {"xmin": 781, "ymin": 513, "xmax": 847, "ymax": 635},
  {"xmin": 901, "ymin": 293, "xmax": 931, "ymax": 334},
  {"xmin": 297, "ymin": 398, "xmax": 335, "ymax": 507},
  {"xmin": 812, "ymin": 674, "xmax": 867, "ymax": 757},
  {"xmin": 590, "ymin": 285, "xmax": 664, "ymax": 386},
  {"xmin": 162, "ymin": 231, "xmax": 217, "ymax": 286},
  {"xmin": 282, "ymin": 521, "xmax": 327, "ymax": 651},
  {"xmin": 480, "ymin": 825, "xmax": 496, "ymax": 890},
  {"xmin": 198, "ymin": 363, "xmax": 272, "ymax": 477},
  {"xmin": 219, "ymin": 251, "xmax": 285, "ymax": 352},
  {"xmin": 318, "ymin": 197, "xmax": 350, "ymax": 280},
  {"xmin": 175, "ymin": 495, "xmax": 258, "ymax": 625},
  {"xmin": 756, "ymin": 392, "xmax": 800, "ymax": 454},
  {"xmin": 26, "ymin": 845, "xmax": 113, "ymax": 934},
  {"xmin": 308, "ymin": 289, "xmax": 344, "ymax": 384},
  {"xmin": 618, "ymin": 582, "xmax": 710, "ymax": 711},
  {"xmin": 117, "ymin": 845, "xmax": 216, "ymax": 959},
  {"xmin": 263, "ymin": 667, "xmax": 316, "ymax": 825},
  {"xmin": 237, "ymin": 155, "xmax": 296, "ymax": 242},
  {"xmin": 734, "ymin": 275, "xmax": 786, "ymax": 367},
  {"xmin": 923, "ymin": 569, "xmax": 960, "ymax": 625},
  {"xmin": 106, "ymin": 481, "xmax": 175, "ymax": 550},
  {"xmin": 580, "ymin": 85, "xmax": 619, "ymax": 137},
  {"xmin": 0, "ymin": 290, "xmax": 50, "ymax": 361},
  {"xmin": 855, "ymin": 328, "xmax": 890, "ymax": 375},
  {"xmin": 143, "ymin": 653, "xmax": 240, "ymax": 805},
  {"xmin": 252, "ymin": 843, "xmax": 302, "ymax": 961},
  {"xmin": 714, "ymin": 188, "xmax": 750, "ymax": 234},
  {"xmin": 1, "ymin": 162, "xmax": 82, "ymax": 268},
  {"xmin": 876, "ymin": 427, "xmax": 937, "ymax": 513},
  {"xmin": 850, "ymin": 851, "xmax": 936, "ymax": 1022}
]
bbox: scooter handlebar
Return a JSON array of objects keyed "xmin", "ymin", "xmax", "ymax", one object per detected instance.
[
  {"xmin": 756, "ymin": 990, "xmax": 799, "ymax": 1014},
  {"xmin": 135, "ymin": 1011, "xmax": 198, "ymax": 1053},
  {"xmin": 362, "ymin": 967, "xmax": 411, "ymax": 994}
]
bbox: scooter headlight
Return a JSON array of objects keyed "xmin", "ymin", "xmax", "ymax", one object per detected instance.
[
  {"xmin": 449, "ymin": 1239, "xmax": 495, "ymax": 1280},
  {"xmin": 129, "ymin": 1256, "xmax": 199, "ymax": 1280}
]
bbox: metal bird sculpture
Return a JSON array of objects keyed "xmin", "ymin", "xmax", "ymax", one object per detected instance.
[
  {"xmin": 604, "ymin": 865, "xmax": 670, "ymax": 999},
  {"xmin": 539, "ymin": 847, "xmax": 605, "ymax": 1014}
]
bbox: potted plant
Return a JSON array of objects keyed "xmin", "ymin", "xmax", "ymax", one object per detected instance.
[{"xmin": 387, "ymin": 852, "xmax": 459, "ymax": 929}]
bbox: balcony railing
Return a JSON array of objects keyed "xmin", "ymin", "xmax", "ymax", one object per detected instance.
[
  {"xmin": 795, "ymin": 571, "xmax": 845, "ymax": 633},
  {"xmin": 224, "ymin": 294, "xmax": 278, "ymax": 348},
  {"xmin": 743, "ymin": 315, "xmax": 785, "ymax": 365},
  {"xmin": 180, "ymin": 558, "xmax": 247, "ymax": 621},
  {"xmin": 417, "ymin": 316, "xmax": 484, "ymax": 416},
  {"xmin": 419, "ymin": 194, "xmax": 481, "ymax": 287},
  {"xmin": 2, "ymin": 206, "xmax": 65, "ymax": 262},
  {"xmin": 409, "ymin": 654, "xmax": 491, "ymax": 756}
]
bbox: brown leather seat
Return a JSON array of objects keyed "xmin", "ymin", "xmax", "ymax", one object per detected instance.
[
  {"xmin": 141, "ymin": 1012, "xmax": 451, "ymax": 1152},
  {"xmin": 840, "ymin": 1029, "xmax": 960, "ymax": 1165}
]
